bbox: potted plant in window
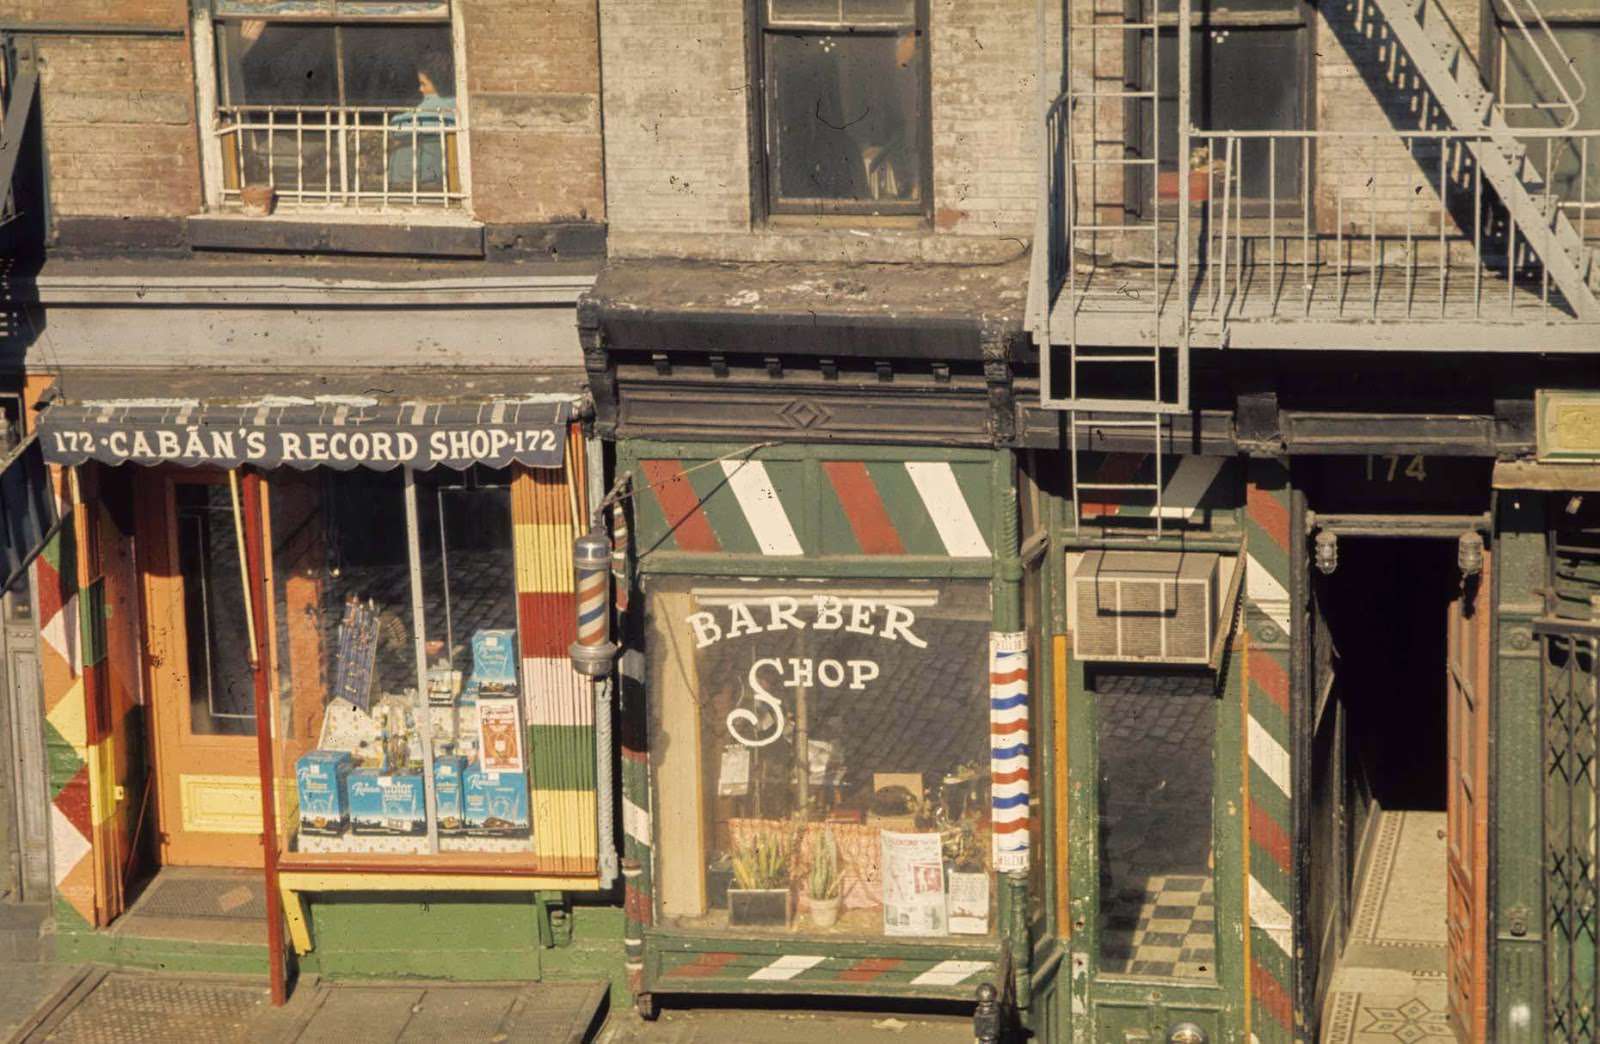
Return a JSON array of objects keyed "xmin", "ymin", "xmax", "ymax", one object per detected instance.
[
  {"xmin": 807, "ymin": 827, "xmax": 842, "ymax": 929},
  {"xmin": 728, "ymin": 824, "xmax": 793, "ymax": 928},
  {"xmin": 1157, "ymin": 145, "xmax": 1217, "ymax": 203}
]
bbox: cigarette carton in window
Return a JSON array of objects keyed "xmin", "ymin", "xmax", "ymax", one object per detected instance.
[
  {"xmin": 462, "ymin": 629, "xmax": 518, "ymax": 704},
  {"xmin": 296, "ymin": 750, "xmax": 352, "ymax": 836},
  {"xmin": 434, "ymin": 755, "xmax": 469, "ymax": 833},
  {"xmin": 464, "ymin": 764, "xmax": 530, "ymax": 837},
  {"xmin": 349, "ymin": 769, "xmax": 426, "ymax": 836}
]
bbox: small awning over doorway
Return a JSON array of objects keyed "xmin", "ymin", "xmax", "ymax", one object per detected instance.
[
  {"xmin": 34, "ymin": 370, "xmax": 583, "ymax": 472},
  {"xmin": 0, "ymin": 433, "xmax": 62, "ymax": 594}
]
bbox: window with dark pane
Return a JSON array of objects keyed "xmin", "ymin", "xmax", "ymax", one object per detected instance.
[
  {"xmin": 1093, "ymin": 667, "xmax": 1217, "ymax": 980},
  {"xmin": 1129, "ymin": 0, "xmax": 1308, "ymax": 212},
  {"xmin": 214, "ymin": 18, "xmax": 459, "ymax": 206},
  {"xmin": 760, "ymin": 0, "xmax": 928, "ymax": 214},
  {"xmin": 177, "ymin": 483, "xmax": 257, "ymax": 737}
]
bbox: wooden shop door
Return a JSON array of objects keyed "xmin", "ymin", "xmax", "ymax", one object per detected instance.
[
  {"xmin": 137, "ymin": 472, "xmax": 263, "ymax": 869},
  {"xmin": 1445, "ymin": 548, "xmax": 1490, "ymax": 1042}
]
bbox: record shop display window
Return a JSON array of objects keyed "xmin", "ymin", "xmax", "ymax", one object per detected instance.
[
  {"xmin": 646, "ymin": 577, "xmax": 996, "ymax": 938},
  {"xmin": 269, "ymin": 467, "xmax": 535, "ymax": 858}
]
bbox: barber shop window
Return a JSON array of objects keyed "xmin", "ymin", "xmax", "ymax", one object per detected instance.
[
  {"xmin": 207, "ymin": 1, "xmax": 463, "ymax": 209},
  {"xmin": 757, "ymin": 0, "xmax": 930, "ymax": 216}
]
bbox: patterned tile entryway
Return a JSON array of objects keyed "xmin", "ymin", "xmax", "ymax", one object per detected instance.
[
  {"xmin": 1099, "ymin": 874, "xmax": 1217, "ymax": 980},
  {"xmin": 1322, "ymin": 985, "xmax": 1457, "ymax": 1043},
  {"xmin": 1321, "ymin": 810, "xmax": 1458, "ymax": 1042}
]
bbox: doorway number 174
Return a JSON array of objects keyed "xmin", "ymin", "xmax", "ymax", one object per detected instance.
[{"xmin": 1365, "ymin": 454, "xmax": 1427, "ymax": 482}]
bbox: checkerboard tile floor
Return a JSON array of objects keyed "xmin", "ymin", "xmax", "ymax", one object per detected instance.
[{"xmin": 1099, "ymin": 873, "xmax": 1217, "ymax": 980}]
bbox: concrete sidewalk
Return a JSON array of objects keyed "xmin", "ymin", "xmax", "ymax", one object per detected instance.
[{"xmin": 7, "ymin": 968, "xmax": 608, "ymax": 1044}]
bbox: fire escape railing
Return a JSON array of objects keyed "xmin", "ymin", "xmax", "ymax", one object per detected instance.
[
  {"xmin": 1037, "ymin": 0, "xmax": 1600, "ymax": 340},
  {"xmin": 0, "ymin": 38, "xmax": 39, "ymax": 232},
  {"xmin": 1194, "ymin": 127, "xmax": 1599, "ymax": 323}
]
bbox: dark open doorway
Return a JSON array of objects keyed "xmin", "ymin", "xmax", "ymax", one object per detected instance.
[{"xmin": 1310, "ymin": 537, "xmax": 1464, "ymax": 1042}]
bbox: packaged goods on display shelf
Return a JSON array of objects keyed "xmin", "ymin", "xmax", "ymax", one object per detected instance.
[
  {"xmin": 349, "ymin": 769, "xmax": 427, "ymax": 836},
  {"xmin": 464, "ymin": 765, "xmax": 530, "ymax": 836},
  {"xmin": 295, "ymin": 750, "xmax": 353, "ymax": 836},
  {"xmin": 317, "ymin": 697, "xmax": 386, "ymax": 767},
  {"xmin": 434, "ymin": 755, "xmax": 469, "ymax": 832},
  {"xmin": 462, "ymin": 629, "xmax": 518, "ymax": 702}
]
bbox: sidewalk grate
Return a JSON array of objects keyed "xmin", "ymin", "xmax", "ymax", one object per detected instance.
[{"xmin": 39, "ymin": 974, "xmax": 269, "ymax": 1043}]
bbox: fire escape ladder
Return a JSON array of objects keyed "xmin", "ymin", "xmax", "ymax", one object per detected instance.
[
  {"xmin": 1366, "ymin": 0, "xmax": 1598, "ymax": 318},
  {"xmin": 1057, "ymin": 0, "xmax": 1195, "ymax": 537}
]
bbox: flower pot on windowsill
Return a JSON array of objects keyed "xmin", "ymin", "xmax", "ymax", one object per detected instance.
[
  {"xmin": 1157, "ymin": 170, "xmax": 1212, "ymax": 202},
  {"xmin": 728, "ymin": 888, "xmax": 792, "ymax": 928},
  {"xmin": 240, "ymin": 185, "xmax": 277, "ymax": 216},
  {"xmin": 808, "ymin": 895, "xmax": 841, "ymax": 929}
]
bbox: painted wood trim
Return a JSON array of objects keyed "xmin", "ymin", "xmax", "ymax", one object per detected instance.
[{"xmin": 278, "ymin": 871, "xmax": 600, "ymax": 892}]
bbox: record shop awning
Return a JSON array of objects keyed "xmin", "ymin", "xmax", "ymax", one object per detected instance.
[{"xmin": 35, "ymin": 370, "xmax": 583, "ymax": 472}]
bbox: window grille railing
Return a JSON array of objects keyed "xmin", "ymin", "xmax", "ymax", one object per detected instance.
[{"xmin": 217, "ymin": 103, "xmax": 464, "ymax": 209}]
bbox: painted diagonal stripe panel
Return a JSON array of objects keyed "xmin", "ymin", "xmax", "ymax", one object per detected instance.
[
  {"xmin": 905, "ymin": 463, "xmax": 989, "ymax": 557},
  {"xmin": 748, "ymin": 954, "xmax": 826, "ymax": 981},
  {"xmin": 910, "ymin": 959, "xmax": 992, "ymax": 987},
  {"xmin": 719, "ymin": 459, "xmax": 802, "ymax": 555},
  {"xmin": 822, "ymin": 460, "xmax": 906, "ymax": 555},
  {"xmin": 640, "ymin": 460, "xmax": 720, "ymax": 552}
]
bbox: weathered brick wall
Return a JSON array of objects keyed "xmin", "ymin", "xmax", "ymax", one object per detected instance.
[
  {"xmin": 460, "ymin": 0, "xmax": 605, "ymax": 224},
  {"xmin": 599, "ymin": 0, "xmax": 1040, "ymax": 262},
  {"xmin": 1313, "ymin": 0, "xmax": 1486, "ymax": 241},
  {"xmin": 35, "ymin": 33, "xmax": 201, "ymax": 219},
  {"xmin": 1067, "ymin": 0, "xmax": 1499, "ymax": 262},
  {"xmin": 3, "ymin": 0, "xmax": 181, "ymax": 25},
  {"xmin": 19, "ymin": 0, "xmax": 604, "ymax": 231}
]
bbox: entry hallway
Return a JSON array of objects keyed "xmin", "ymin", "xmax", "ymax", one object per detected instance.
[{"xmin": 1321, "ymin": 809, "xmax": 1455, "ymax": 1043}]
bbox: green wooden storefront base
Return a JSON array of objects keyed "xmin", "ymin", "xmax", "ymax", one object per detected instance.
[
  {"xmin": 643, "ymin": 929, "xmax": 1002, "ymax": 1003},
  {"xmin": 49, "ymin": 897, "xmax": 629, "ymax": 1003},
  {"xmin": 52, "ymin": 926, "xmax": 270, "ymax": 976}
]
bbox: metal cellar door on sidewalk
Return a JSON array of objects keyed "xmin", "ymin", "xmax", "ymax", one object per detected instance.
[{"xmin": 1446, "ymin": 548, "xmax": 1491, "ymax": 1042}]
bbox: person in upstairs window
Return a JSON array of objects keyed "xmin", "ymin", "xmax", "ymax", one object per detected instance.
[{"xmin": 388, "ymin": 49, "xmax": 456, "ymax": 193}]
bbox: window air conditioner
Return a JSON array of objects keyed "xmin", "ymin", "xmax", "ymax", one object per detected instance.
[{"xmin": 1074, "ymin": 550, "xmax": 1238, "ymax": 666}]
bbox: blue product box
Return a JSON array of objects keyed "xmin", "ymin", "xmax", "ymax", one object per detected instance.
[
  {"xmin": 434, "ymin": 755, "xmax": 469, "ymax": 833},
  {"xmin": 296, "ymin": 750, "xmax": 352, "ymax": 836},
  {"xmin": 348, "ymin": 769, "xmax": 427, "ymax": 836},
  {"xmin": 462, "ymin": 629, "xmax": 518, "ymax": 703},
  {"xmin": 464, "ymin": 763, "xmax": 531, "ymax": 837}
]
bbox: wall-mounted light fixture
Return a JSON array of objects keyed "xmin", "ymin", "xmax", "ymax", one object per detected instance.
[
  {"xmin": 1457, "ymin": 531, "xmax": 1485, "ymax": 578},
  {"xmin": 1314, "ymin": 530, "xmax": 1338, "ymax": 576}
]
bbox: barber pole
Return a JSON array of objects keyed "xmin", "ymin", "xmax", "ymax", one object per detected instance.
[{"xmin": 569, "ymin": 526, "xmax": 617, "ymax": 677}]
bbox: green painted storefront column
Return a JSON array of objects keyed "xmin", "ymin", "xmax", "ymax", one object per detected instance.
[
  {"xmin": 992, "ymin": 452, "xmax": 1031, "ymax": 1014},
  {"xmin": 1492, "ymin": 492, "xmax": 1546, "ymax": 1041}
]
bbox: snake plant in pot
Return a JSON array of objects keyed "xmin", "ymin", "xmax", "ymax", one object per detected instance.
[
  {"xmin": 728, "ymin": 824, "xmax": 794, "ymax": 927},
  {"xmin": 807, "ymin": 827, "xmax": 843, "ymax": 928}
]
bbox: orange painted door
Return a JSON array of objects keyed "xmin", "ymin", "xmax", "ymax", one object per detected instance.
[
  {"xmin": 137, "ymin": 472, "xmax": 263, "ymax": 869},
  {"xmin": 1446, "ymin": 549, "xmax": 1490, "ymax": 1042}
]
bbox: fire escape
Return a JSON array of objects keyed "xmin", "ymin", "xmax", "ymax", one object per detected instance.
[
  {"xmin": 1028, "ymin": 0, "xmax": 1598, "ymax": 534},
  {"xmin": 0, "ymin": 38, "xmax": 38, "ymax": 247}
]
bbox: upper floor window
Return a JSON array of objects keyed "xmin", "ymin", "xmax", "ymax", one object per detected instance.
[
  {"xmin": 1494, "ymin": 1, "xmax": 1600, "ymax": 207},
  {"xmin": 1133, "ymin": 0, "xmax": 1310, "ymax": 214},
  {"xmin": 757, "ymin": 1, "xmax": 929, "ymax": 217},
  {"xmin": 207, "ymin": 2, "xmax": 462, "ymax": 210}
]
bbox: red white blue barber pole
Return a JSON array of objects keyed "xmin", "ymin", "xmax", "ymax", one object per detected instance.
[{"xmin": 569, "ymin": 525, "xmax": 618, "ymax": 677}]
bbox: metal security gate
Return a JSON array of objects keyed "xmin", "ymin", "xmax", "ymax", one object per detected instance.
[{"xmin": 1541, "ymin": 619, "xmax": 1600, "ymax": 1042}]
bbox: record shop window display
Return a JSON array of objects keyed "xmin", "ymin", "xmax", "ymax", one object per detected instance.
[
  {"xmin": 269, "ymin": 468, "xmax": 532, "ymax": 857},
  {"xmin": 646, "ymin": 577, "xmax": 996, "ymax": 937}
]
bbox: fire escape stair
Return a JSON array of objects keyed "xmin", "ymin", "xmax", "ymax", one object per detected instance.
[{"xmin": 1370, "ymin": 0, "xmax": 1599, "ymax": 319}]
